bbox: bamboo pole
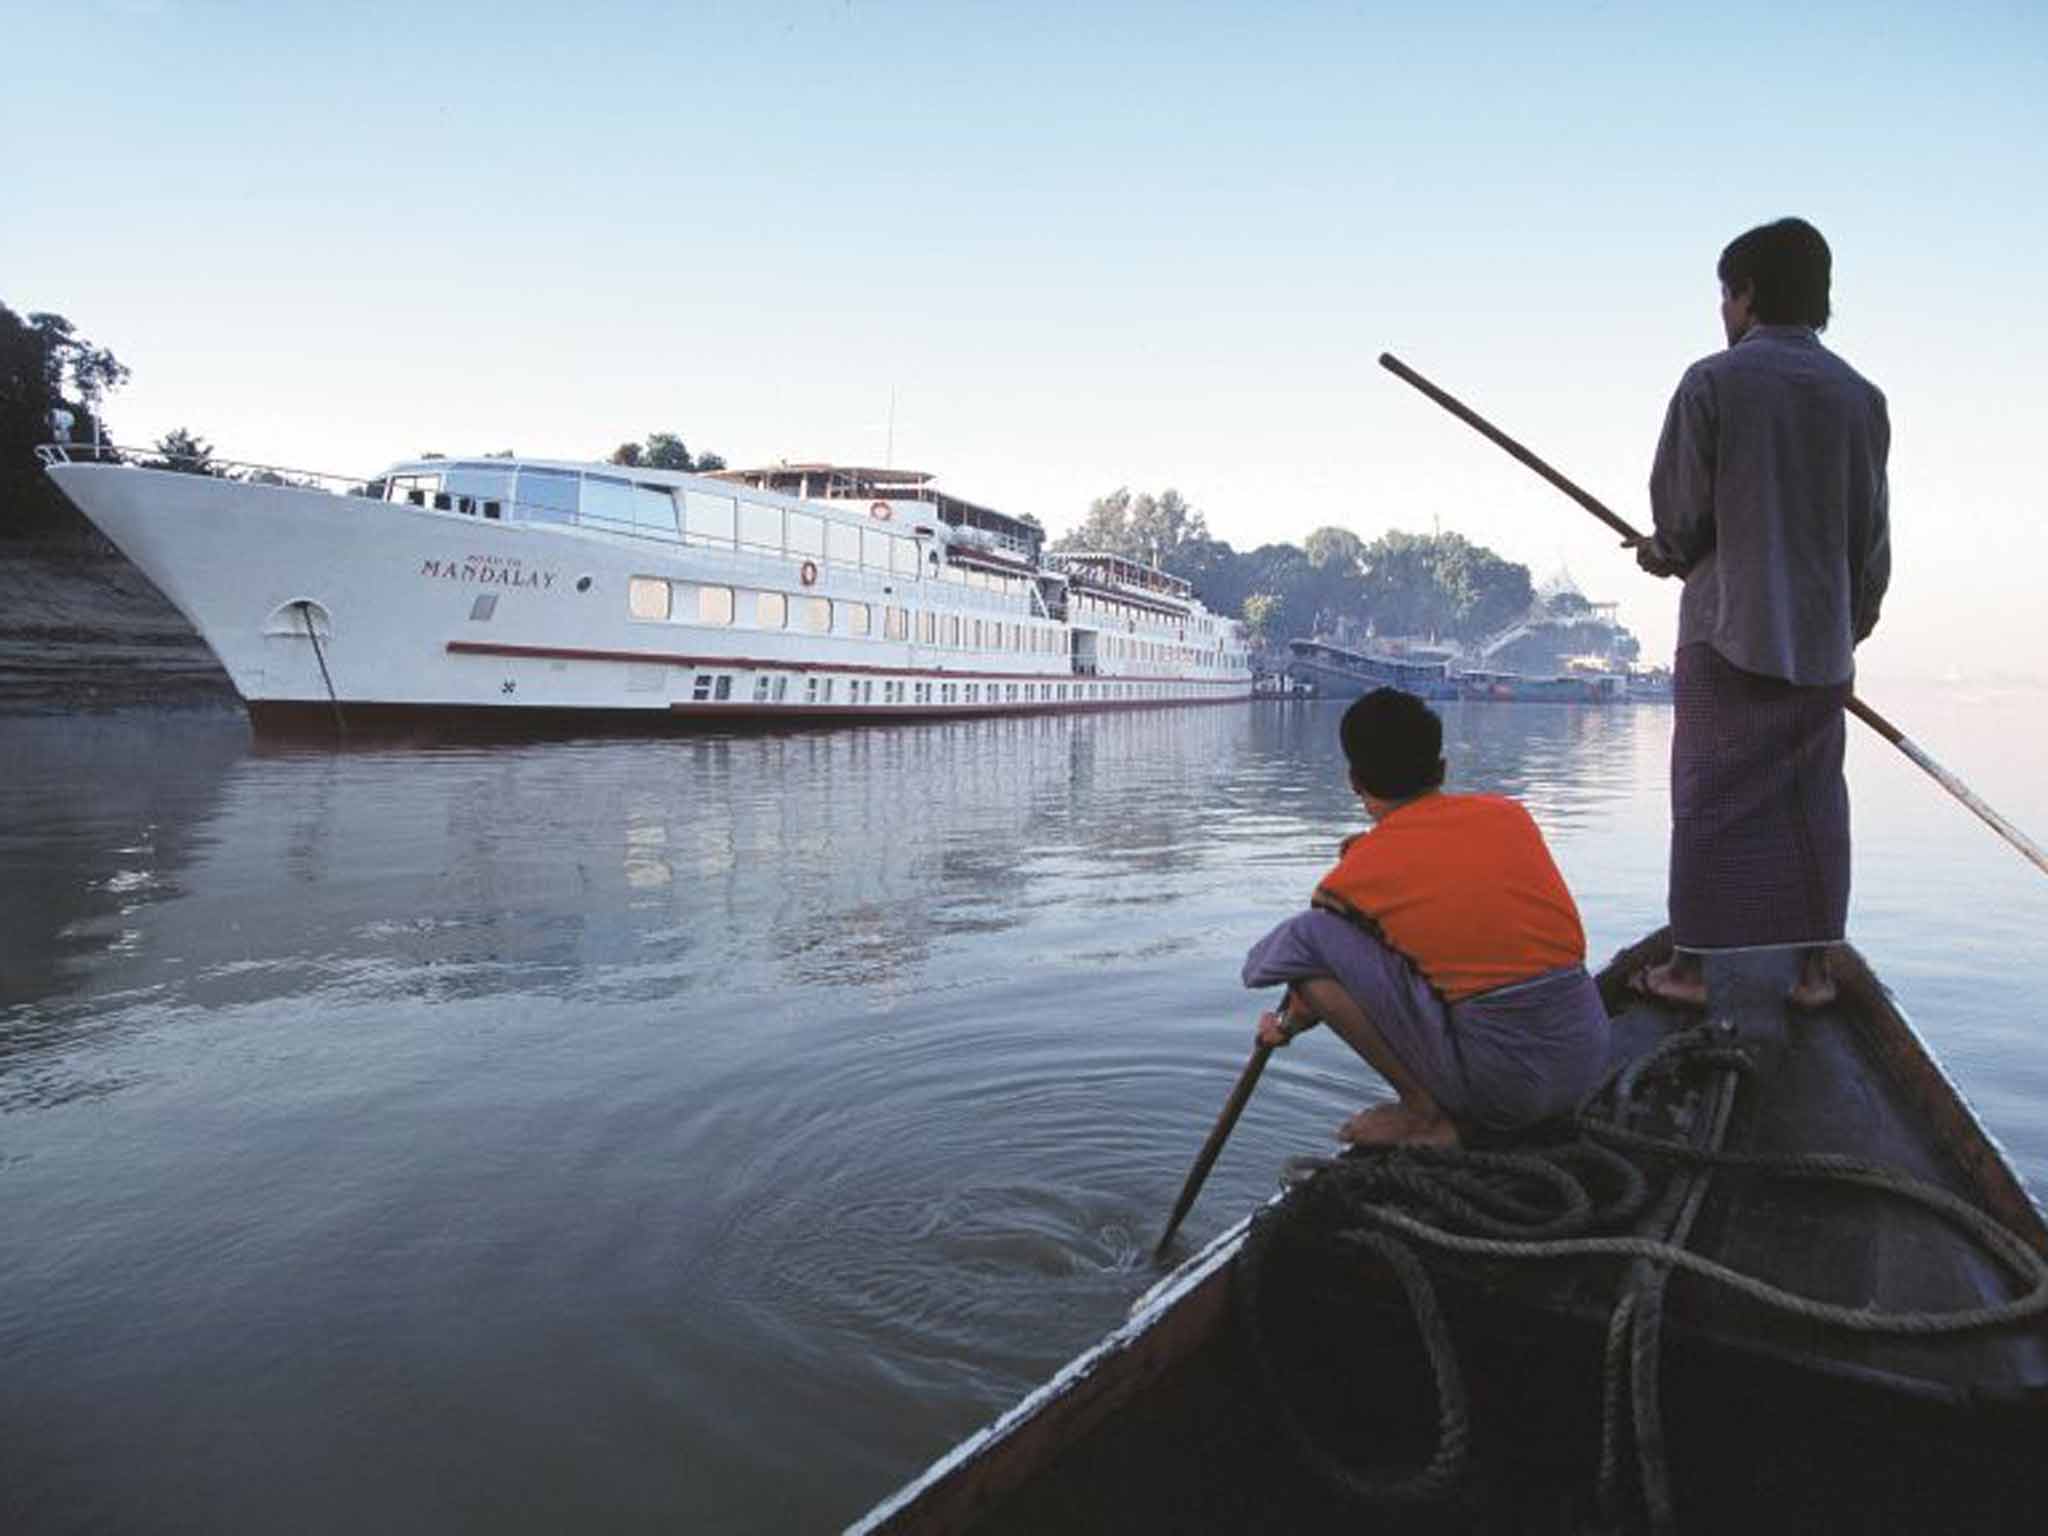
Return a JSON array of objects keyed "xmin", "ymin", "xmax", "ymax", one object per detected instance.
[{"xmin": 1153, "ymin": 1042, "xmax": 1272, "ymax": 1262}]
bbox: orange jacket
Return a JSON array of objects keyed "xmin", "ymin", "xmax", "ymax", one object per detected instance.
[{"xmin": 1312, "ymin": 793, "xmax": 1586, "ymax": 1002}]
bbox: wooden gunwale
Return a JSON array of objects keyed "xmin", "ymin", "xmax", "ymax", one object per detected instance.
[{"xmin": 848, "ymin": 930, "xmax": 2046, "ymax": 1533}]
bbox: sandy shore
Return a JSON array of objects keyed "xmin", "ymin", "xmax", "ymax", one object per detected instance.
[{"xmin": 0, "ymin": 545, "xmax": 239, "ymax": 716}]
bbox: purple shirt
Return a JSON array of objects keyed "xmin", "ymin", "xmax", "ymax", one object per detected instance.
[{"xmin": 1648, "ymin": 324, "xmax": 1891, "ymax": 686}]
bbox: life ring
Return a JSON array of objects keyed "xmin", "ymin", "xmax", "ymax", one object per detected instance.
[
  {"xmin": 869, "ymin": 500, "xmax": 893, "ymax": 521},
  {"xmin": 800, "ymin": 559, "xmax": 819, "ymax": 586}
]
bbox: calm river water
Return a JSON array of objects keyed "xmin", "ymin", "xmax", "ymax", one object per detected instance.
[{"xmin": 4, "ymin": 691, "xmax": 2045, "ymax": 1532}]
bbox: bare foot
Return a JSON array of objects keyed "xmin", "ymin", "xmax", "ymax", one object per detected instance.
[
  {"xmin": 1337, "ymin": 1104, "xmax": 1461, "ymax": 1149},
  {"xmin": 1338, "ymin": 1104, "xmax": 1412, "ymax": 1146},
  {"xmin": 1786, "ymin": 950, "xmax": 1837, "ymax": 1010},
  {"xmin": 1629, "ymin": 961, "xmax": 1707, "ymax": 1010},
  {"xmin": 1787, "ymin": 969, "xmax": 1837, "ymax": 1010}
]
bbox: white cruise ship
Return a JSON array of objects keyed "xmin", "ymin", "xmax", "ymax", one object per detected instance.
[{"xmin": 39, "ymin": 448, "xmax": 1252, "ymax": 732}]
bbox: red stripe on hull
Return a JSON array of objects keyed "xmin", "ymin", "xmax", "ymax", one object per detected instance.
[{"xmin": 444, "ymin": 640, "xmax": 1247, "ymax": 687}]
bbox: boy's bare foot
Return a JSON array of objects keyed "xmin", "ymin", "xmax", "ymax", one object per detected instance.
[
  {"xmin": 1337, "ymin": 1104, "xmax": 1462, "ymax": 1149},
  {"xmin": 1338, "ymin": 1104, "xmax": 1410, "ymax": 1145}
]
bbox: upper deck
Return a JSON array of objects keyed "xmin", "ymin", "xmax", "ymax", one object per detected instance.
[{"xmin": 712, "ymin": 464, "xmax": 1046, "ymax": 565}]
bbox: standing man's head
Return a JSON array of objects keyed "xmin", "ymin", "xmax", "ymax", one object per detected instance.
[
  {"xmin": 1339, "ymin": 688, "xmax": 1446, "ymax": 818},
  {"xmin": 1717, "ymin": 217, "xmax": 1832, "ymax": 344}
]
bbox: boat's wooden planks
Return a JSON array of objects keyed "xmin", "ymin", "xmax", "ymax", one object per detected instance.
[{"xmin": 1652, "ymin": 948, "xmax": 2048, "ymax": 1397}]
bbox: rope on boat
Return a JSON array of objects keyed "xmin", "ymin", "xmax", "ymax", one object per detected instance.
[
  {"xmin": 299, "ymin": 602, "xmax": 347, "ymax": 737},
  {"xmin": 1234, "ymin": 1024, "xmax": 2048, "ymax": 1528}
]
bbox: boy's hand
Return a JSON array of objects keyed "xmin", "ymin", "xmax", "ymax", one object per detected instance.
[{"xmin": 1255, "ymin": 997, "xmax": 1317, "ymax": 1048}]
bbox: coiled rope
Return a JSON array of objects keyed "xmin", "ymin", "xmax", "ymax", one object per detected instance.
[{"xmin": 1234, "ymin": 1025, "xmax": 2048, "ymax": 1529}]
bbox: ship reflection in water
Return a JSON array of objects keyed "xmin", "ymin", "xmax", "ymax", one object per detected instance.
[{"xmin": 2, "ymin": 692, "xmax": 2042, "ymax": 1532}]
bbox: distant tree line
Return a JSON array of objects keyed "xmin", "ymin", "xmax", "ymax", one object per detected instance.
[{"xmin": 1051, "ymin": 488, "xmax": 1538, "ymax": 661}]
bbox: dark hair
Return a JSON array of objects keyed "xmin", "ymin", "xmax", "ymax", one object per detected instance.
[
  {"xmin": 1339, "ymin": 688, "xmax": 1445, "ymax": 800},
  {"xmin": 1717, "ymin": 218, "xmax": 1832, "ymax": 330}
]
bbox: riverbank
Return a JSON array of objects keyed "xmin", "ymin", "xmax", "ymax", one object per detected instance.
[{"xmin": 0, "ymin": 545, "xmax": 237, "ymax": 716}]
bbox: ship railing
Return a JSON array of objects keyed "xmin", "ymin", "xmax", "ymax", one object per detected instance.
[{"xmin": 36, "ymin": 441, "xmax": 378, "ymax": 496}]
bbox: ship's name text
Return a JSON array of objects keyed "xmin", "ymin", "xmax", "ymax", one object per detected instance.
[{"xmin": 421, "ymin": 556, "xmax": 558, "ymax": 589}]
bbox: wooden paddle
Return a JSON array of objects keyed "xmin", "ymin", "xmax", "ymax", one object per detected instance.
[
  {"xmin": 1378, "ymin": 352, "xmax": 2048, "ymax": 882},
  {"xmin": 1153, "ymin": 1038, "xmax": 1273, "ymax": 1263}
]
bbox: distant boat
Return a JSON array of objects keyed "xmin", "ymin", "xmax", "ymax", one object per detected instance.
[
  {"xmin": 1285, "ymin": 637, "xmax": 1665, "ymax": 704},
  {"xmin": 850, "ymin": 933, "xmax": 2048, "ymax": 1534},
  {"xmin": 39, "ymin": 448, "xmax": 1252, "ymax": 733},
  {"xmin": 1284, "ymin": 637, "xmax": 1460, "ymax": 701}
]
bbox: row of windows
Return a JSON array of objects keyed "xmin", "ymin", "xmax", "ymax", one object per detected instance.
[
  {"xmin": 679, "ymin": 672, "xmax": 1226, "ymax": 707},
  {"xmin": 1096, "ymin": 634, "xmax": 1245, "ymax": 667},
  {"xmin": 1071, "ymin": 590, "xmax": 1210, "ymax": 639},
  {"xmin": 629, "ymin": 577, "xmax": 1069, "ymax": 653},
  {"xmin": 391, "ymin": 467, "xmax": 929, "ymax": 576}
]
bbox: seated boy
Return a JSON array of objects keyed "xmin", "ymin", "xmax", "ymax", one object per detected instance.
[{"xmin": 1242, "ymin": 688, "xmax": 1610, "ymax": 1148}]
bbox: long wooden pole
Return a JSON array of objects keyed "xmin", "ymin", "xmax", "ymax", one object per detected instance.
[
  {"xmin": 1153, "ymin": 1041, "xmax": 1271, "ymax": 1262},
  {"xmin": 1377, "ymin": 352, "xmax": 2048, "ymax": 882}
]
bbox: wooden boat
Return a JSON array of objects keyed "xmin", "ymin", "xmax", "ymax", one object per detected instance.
[{"xmin": 849, "ymin": 932, "xmax": 2048, "ymax": 1534}]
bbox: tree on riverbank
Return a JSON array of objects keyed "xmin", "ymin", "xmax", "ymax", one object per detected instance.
[
  {"xmin": 1, "ymin": 302, "xmax": 130, "ymax": 539},
  {"xmin": 609, "ymin": 432, "xmax": 727, "ymax": 473},
  {"xmin": 147, "ymin": 429, "xmax": 220, "ymax": 476},
  {"xmin": 1056, "ymin": 485, "xmax": 1540, "ymax": 662}
]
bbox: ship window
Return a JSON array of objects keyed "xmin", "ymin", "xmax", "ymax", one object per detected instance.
[
  {"xmin": 714, "ymin": 675, "xmax": 732, "ymax": 701},
  {"xmin": 946, "ymin": 615, "xmax": 960, "ymax": 647},
  {"xmin": 469, "ymin": 595, "xmax": 497, "ymax": 622},
  {"xmin": 771, "ymin": 676, "xmax": 789, "ymax": 702},
  {"xmin": 693, "ymin": 673, "xmax": 713, "ymax": 700},
  {"xmin": 683, "ymin": 490, "xmax": 736, "ymax": 547},
  {"xmin": 629, "ymin": 577, "xmax": 671, "ymax": 621},
  {"xmin": 844, "ymin": 601, "xmax": 871, "ymax": 637},
  {"xmin": 637, "ymin": 484, "xmax": 680, "ymax": 539},
  {"xmin": 516, "ymin": 468, "xmax": 580, "ymax": 524},
  {"xmin": 739, "ymin": 500, "xmax": 781, "ymax": 553},
  {"xmin": 756, "ymin": 590, "xmax": 787, "ymax": 629},
  {"xmin": 698, "ymin": 585, "xmax": 734, "ymax": 625},
  {"xmin": 787, "ymin": 512, "xmax": 824, "ymax": 558},
  {"xmin": 798, "ymin": 596, "xmax": 831, "ymax": 634},
  {"xmin": 482, "ymin": 500, "xmax": 501, "ymax": 520},
  {"xmin": 862, "ymin": 527, "xmax": 890, "ymax": 570},
  {"xmin": 754, "ymin": 675, "xmax": 772, "ymax": 702},
  {"xmin": 919, "ymin": 611, "xmax": 935, "ymax": 644},
  {"xmin": 827, "ymin": 521, "xmax": 861, "ymax": 567},
  {"xmin": 583, "ymin": 475, "xmax": 635, "ymax": 528},
  {"xmin": 885, "ymin": 606, "xmax": 907, "ymax": 641},
  {"xmin": 892, "ymin": 536, "xmax": 920, "ymax": 578}
]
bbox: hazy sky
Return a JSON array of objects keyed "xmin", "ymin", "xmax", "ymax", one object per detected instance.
[{"xmin": 7, "ymin": 1, "xmax": 2044, "ymax": 679}]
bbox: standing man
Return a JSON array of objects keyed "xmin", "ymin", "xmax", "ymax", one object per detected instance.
[{"xmin": 1632, "ymin": 218, "xmax": 1891, "ymax": 1008}]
